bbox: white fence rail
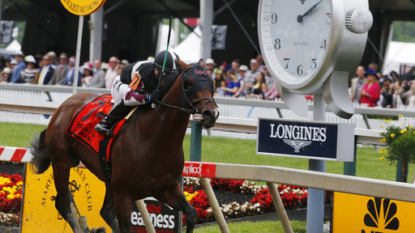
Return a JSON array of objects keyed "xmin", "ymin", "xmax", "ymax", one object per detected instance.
[{"xmin": 0, "ymin": 99, "xmax": 385, "ymax": 145}]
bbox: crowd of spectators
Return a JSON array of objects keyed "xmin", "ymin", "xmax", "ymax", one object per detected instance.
[
  {"xmin": 3, "ymin": 50, "xmax": 412, "ymax": 108},
  {"xmin": 349, "ymin": 63, "xmax": 415, "ymax": 109},
  {"xmin": 208, "ymin": 54, "xmax": 280, "ymax": 100},
  {"xmin": 0, "ymin": 50, "xmax": 135, "ymax": 89}
]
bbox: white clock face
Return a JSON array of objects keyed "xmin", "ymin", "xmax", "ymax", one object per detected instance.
[{"xmin": 259, "ymin": 0, "xmax": 333, "ymax": 89}]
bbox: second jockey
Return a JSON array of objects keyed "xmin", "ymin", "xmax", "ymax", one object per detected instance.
[{"xmin": 94, "ymin": 50, "xmax": 180, "ymax": 135}]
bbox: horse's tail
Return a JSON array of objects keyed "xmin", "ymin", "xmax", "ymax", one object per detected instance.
[{"xmin": 30, "ymin": 129, "xmax": 51, "ymax": 174}]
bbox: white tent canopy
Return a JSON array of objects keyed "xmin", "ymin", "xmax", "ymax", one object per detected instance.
[
  {"xmin": 382, "ymin": 41, "xmax": 415, "ymax": 75},
  {"xmin": 170, "ymin": 26, "xmax": 201, "ymax": 64},
  {"xmin": 5, "ymin": 39, "xmax": 21, "ymax": 53}
]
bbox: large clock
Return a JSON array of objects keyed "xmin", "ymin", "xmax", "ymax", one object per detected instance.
[{"xmin": 258, "ymin": 0, "xmax": 373, "ymax": 95}]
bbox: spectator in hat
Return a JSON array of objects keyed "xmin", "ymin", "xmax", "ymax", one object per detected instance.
[
  {"xmin": 46, "ymin": 51, "xmax": 58, "ymax": 68},
  {"xmin": 101, "ymin": 62, "xmax": 109, "ymax": 72},
  {"xmin": 222, "ymin": 70, "xmax": 241, "ymax": 96},
  {"xmin": 10, "ymin": 51, "xmax": 26, "ymax": 83},
  {"xmin": 10, "ymin": 59, "xmax": 17, "ymax": 71},
  {"xmin": 120, "ymin": 59, "xmax": 129, "ymax": 69},
  {"xmin": 360, "ymin": 68, "xmax": 380, "ymax": 107},
  {"xmin": 234, "ymin": 58, "xmax": 259, "ymax": 97},
  {"xmin": 22, "ymin": 55, "xmax": 39, "ymax": 84},
  {"xmin": 90, "ymin": 59, "xmax": 106, "ymax": 88},
  {"xmin": 205, "ymin": 58, "xmax": 216, "ymax": 79},
  {"xmin": 1, "ymin": 67, "xmax": 11, "ymax": 83},
  {"xmin": 81, "ymin": 63, "xmax": 94, "ymax": 87},
  {"xmin": 49, "ymin": 53, "xmax": 69, "ymax": 85},
  {"xmin": 213, "ymin": 68, "xmax": 226, "ymax": 96}
]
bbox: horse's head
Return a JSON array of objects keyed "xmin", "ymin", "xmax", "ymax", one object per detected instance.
[{"xmin": 178, "ymin": 60, "xmax": 219, "ymax": 129}]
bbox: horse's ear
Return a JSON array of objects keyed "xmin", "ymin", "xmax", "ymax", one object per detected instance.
[
  {"xmin": 177, "ymin": 57, "xmax": 191, "ymax": 72},
  {"xmin": 198, "ymin": 59, "xmax": 206, "ymax": 68}
]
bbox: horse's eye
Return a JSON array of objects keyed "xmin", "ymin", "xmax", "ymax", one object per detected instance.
[{"xmin": 184, "ymin": 79, "xmax": 194, "ymax": 91}]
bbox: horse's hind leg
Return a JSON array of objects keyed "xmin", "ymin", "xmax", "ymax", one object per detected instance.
[
  {"xmin": 52, "ymin": 162, "xmax": 84, "ymax": 233},
  {"xmin": 156, "ymin": 182, "xmax": 198, "ymax": 233},
  {"xmin": 100, "ymin": 183, "xmax": 120, "ymax": 233}
]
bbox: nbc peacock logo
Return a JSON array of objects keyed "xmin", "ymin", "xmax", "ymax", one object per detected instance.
[{"xmin": 363, "ymin": 197, "xmax": 399, "ymax": 231}]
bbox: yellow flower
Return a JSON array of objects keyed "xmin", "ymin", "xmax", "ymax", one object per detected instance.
[
  {"xmin": 391, "ymin": 134, "xmax": 395, "ymax": 138},
  {"xmin": 401, "ymin": 129, "xmax": 407, "ymax": 134},
  {"xmin": 380, "ymin": 125, "xmax": 384, "ymax": 128},
  {"xmin": 7, "ymin": 194, "xmax": 14, "ymax": 199},
  {"xmin": 384, "ymin": 120, "xmax": 389, "ymax": 123},
  {"xmin": 0, "ymin": 177, "xmax": 11, "ymax": 185},
  {"xmin": 398, "ymin": 114, "xmax": 403, "ymax": 117},
  {"xmin": 380, "ymin": 157, "xmax": 385, "ymax": 161},
  {"xmin": 384, "ymin": 149, "xmax": 388, "ymax": 153},
  {"xmin": 16, "ymin": 181, "xmax": 23, "ymax": 187}
]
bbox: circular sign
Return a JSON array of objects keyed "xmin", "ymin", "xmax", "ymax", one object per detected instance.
[{"xmin": 61, "ymin": 0, "xmax": 106, "ymax": 16}]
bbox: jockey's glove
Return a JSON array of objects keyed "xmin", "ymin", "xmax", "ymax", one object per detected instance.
[{"xmin": 149, "ymin": 90, "xmax": 162, "ymax": 103}]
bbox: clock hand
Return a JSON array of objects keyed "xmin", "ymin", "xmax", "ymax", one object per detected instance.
[{"xmin": 297, "ymin": 0, "xmax": 323, "ymax": 23}]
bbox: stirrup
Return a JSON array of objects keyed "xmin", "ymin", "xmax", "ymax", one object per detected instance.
[{"xmin": 95, "ymin": 123, "xmax": 115, "ymax": 137}]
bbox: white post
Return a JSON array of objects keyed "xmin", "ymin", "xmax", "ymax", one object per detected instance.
[
  {"xmin": 135, "ymin": 200, "xmax": 156, "ymax": 233},
  {"xmin": 200, "ymin": 0, "xmax": 213, "ymax": 60},
  {"xmin": 266, "ymin": 182, "xmax": 293, "ymax": 233},
  {"xmin": 73, "ymin": 16, "xmax": 84, "ymax": 95},
  {"xmin": 90, "ymin": 8, "xmax": 103, "ymax": 63},
  {"xmin": 306, "ymin": 92, "xmax": 326, "ymax": 233},
  {"xmin": 200, "ymin": 178, "xmax": 230, "ymax": 233}
]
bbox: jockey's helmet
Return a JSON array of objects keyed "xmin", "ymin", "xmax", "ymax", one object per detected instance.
[{"xmin": 155, "ymin": 50, "xmax": 179, "ymax": 73}]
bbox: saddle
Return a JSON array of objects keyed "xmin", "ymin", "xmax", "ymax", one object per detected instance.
[{"xmin": 66, "ymin": 94, "xmax": 135, "ymax": 182}]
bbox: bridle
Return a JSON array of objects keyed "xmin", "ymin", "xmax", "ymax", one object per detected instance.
[{"xmin": 156, "ymin": 68, "xmax": 217, "ymax": 114}]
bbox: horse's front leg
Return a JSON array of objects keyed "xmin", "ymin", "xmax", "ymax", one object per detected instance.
[{"xmin": 156, "ymin": 182, "xmax": 198, "ymax": 233}]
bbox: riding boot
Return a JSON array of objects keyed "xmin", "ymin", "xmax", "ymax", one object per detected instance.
[{"xmin": 94, "ymin": 100, "xmax": 131, "ymax": 135}]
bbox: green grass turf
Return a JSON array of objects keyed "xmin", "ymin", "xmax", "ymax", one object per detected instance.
[
  {"xmin": 1, "ymin": 122, "xmax": 413, "ymax": 182},
  {"xmin": 194, "ymin": 220, "xmax": 306, "ymax": 233}
]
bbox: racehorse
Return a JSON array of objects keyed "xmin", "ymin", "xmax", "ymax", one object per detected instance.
[{"xmin": 29, "ymin": 59, "xmax": 219, "ymax": 233}]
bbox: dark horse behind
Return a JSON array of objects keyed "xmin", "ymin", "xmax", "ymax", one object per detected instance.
[{"xmin": 29, "ymin": 59, "xmax": 219, "ymax": 233}]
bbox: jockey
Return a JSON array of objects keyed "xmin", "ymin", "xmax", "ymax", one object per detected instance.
[{"xmin": 94, "ymin": 50, "xmax": 179, "ymax": 135}]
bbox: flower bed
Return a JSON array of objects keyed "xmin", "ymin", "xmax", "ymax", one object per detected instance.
[
  {"xmin": 183, "ymin": 178, "xmax": 332, "ymax": 225},
  {"xmin": 0, "ymin": 174, "xmax": 331, "ymax": 227},
  {"xmin": 0, "ymin": 173, "xmax": 23, "ymax": 227}
]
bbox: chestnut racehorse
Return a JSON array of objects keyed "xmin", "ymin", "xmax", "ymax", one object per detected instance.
[{"xmin": 30, "ymin": 60, "xmax": 219, "ymax": 233}]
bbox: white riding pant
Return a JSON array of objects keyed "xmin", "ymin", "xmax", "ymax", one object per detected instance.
[{"xmin": 111, "ymin": 76, "xmax": 147, "ymax": 106}]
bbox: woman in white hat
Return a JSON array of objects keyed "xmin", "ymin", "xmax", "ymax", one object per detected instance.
[
  {"xmin": 81, "ymin": 63, "xmax": 94, "ymax": 87},
  {"xmin": 22, "ymin": 55, "xmax": 39, "ymax": 84},
  {"xmin": 1, "ymin": 67, "xmax": 11, "ymax": 83}
]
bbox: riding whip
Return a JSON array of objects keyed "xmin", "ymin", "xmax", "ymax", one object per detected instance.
[{"xmin": 152, "ymin": 16, "xmax": 173, "ymax": 108}]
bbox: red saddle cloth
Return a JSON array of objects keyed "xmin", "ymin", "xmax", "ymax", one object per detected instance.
[{"xmin": 66, "ymin": 94, "xmax": 126, "ymax": 160}]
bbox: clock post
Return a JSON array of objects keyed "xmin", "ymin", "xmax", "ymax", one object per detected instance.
[{"xmin": 257, "ymin": 0, "xmax": 373, "ymax": 231}]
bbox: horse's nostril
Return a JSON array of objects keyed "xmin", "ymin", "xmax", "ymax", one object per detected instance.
[{"xmin": 202, "ymin": 110, "xmax": 212, "ymax": 119}]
